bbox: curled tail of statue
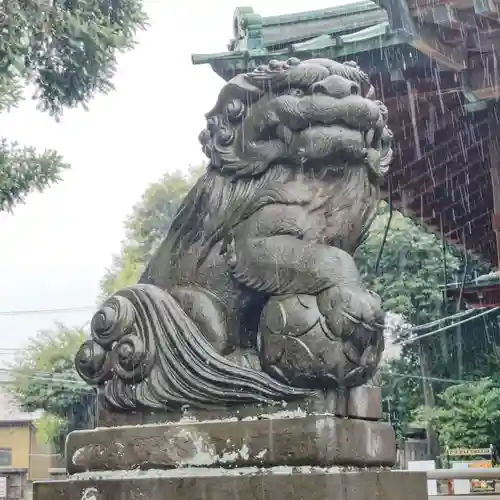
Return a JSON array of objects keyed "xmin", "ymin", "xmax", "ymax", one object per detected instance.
[{"xmin": 75, "ymin": 284, "xmax": 308, "ymax": 411}]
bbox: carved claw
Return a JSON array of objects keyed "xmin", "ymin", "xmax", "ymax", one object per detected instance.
[
  {"xmin": 315, "ymin": 286, "xmax": 385, "ymax": 383},
  {"xmin": 317, "ymin": 285, "xmax": 384, "ymax": 339},
  {"xmin": 342, "ymin": 311, "xmax": 360, "ymax": 324},
  {"xmin": 365, "ymin": 147, "xmax": 384, "ymax": 178},
  {"xmin": 221, "ymin": 234, "xmax": 237, "ymax": 266}
]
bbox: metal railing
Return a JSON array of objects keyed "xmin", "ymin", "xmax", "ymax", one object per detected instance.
[
  {"xmin": 428, "ymin": 469, "xmax": 500, "ymax": 480},
  {"xmin": 425, "ymin": 468, "xmax": 500, "ymax": 500},
  {"xmin": 431, "ymin": 497, "xmax": 500, "ymax": 500}
]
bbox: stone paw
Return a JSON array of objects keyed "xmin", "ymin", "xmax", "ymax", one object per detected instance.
[{"xmin": 317, "ymin": 285, "xmax": 385, "ymax": 339}]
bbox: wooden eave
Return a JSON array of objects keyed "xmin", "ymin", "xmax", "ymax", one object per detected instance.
[
  {"xmin": 444, "ymin": 276, "xmax": 500, "ymax": 308},
  {"xmin": 192, "ymin": 26, "xmax": 422, "ymax": 80}
]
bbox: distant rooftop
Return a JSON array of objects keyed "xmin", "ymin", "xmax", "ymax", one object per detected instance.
[{"xmin": 0, "ymin": 374, "xmax": 42, "ymax": 423}]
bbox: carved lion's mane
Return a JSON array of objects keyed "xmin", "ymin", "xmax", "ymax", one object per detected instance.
[{"xmin": 141, "ymin": 57, "xmax": 392, "ymax": 285}]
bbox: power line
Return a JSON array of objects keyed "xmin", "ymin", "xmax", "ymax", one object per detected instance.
[
  {"xmin": 2, "ymin": 369, "xmax": 491, "ymax": 394},
  {"xmin": 402, "ymin": 307, "xmax": 500, "ymax": 346},
  {"xmin": 380, "ymin": 370, "xmax": 485, "ymax": 386},
  {"xmin": 0, "ymin": 300, "xmax": 482, "ymax": 321},
  {"xmin": 409, "ymin": 308, "xmax": 479, "ymax": 333},
  {"xmin": 386, "ymin": 307, "xmax": 500, "ymax": 353},
  {"xmin": 2, "ymin": 379, "xmax": 90, "ymax": 393},
  {"xmin": 0, "ymin": 303, "xmax": 498, "ymax": 393},
  {"xmin": 0, "ymin": 359, "xmax": 496, "ymax": 396},
  {"xmin": 0, "ymin": 368, "xmax": 87, "ymax": 388},
  {"xmin": 0, "ymin": 306, "xmax": 95, "ymax": 316}
]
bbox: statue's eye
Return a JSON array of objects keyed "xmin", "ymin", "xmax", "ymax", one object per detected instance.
[
  {"xmin": 198, "ymin": 129, "xmax": 211, "ymax": 145},
  {"xmin": 206, "ymin": 116, "xmax": 219, "ymax": 134},
  {"xmin": 225, "ymin": 99, "xmax": 245, "ymax": 121},
  {"xmin": 218, "ymin": 128, "xmax": 234, "ymax": 146},
  {"xmin": 289, "ymin": 89, "xmax": 304, "ymax": 97},
  {"xmin": 286, "ymin": 57, "xmax": 301, "ymax": 66}
]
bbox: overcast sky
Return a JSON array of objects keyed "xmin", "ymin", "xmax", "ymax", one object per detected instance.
[{"xmin": 0, "ymin": 0, "xmax": 355, "ymax": 360}]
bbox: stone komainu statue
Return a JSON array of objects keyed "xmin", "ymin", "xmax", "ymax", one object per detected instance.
[{"xmin": 76, "ymin": 57, "xmax": 393, "ymax": 411}]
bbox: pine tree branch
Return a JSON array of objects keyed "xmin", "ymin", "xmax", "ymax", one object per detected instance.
[{"xmin": 0, "ymin": 139, "xmax": 69, "ymax": 211}]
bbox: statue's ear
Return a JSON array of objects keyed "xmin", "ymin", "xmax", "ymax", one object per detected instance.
[
  {"xmin": 364, "ymin": 83, "xmax": 376, "ymax": 100},
  {"xmin": 379, "ymin": 147, "xmax": 393, "ymax": 171},
  {"xmin": 205, "ymin": 74, "xmax": 261, "ymax": 117},
  {"xmin": 380, "ymin": 127, "xmax": 394, "ymax": 169},
  {"xmin": 379, "ymin": 134, "xmax": 393, "ymax": 175}
]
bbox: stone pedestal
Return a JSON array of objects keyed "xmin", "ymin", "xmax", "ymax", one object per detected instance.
[
  {"xmin": 35, "ymin": 469, "xmax": 428, "ymax": 500},
  {"xmin": 33, "ymin": 388, "xmax": 429, "ymax": 500}
]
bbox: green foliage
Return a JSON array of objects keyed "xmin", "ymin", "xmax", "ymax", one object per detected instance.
[
  {"xmin": 100, "ymin": 247, "xmax": 143, "ymax": 297},
  {"xmin": 0, "ymin": 140, "xmax": 69, "ymax": 211},
  {"xmin": 0, "ymin": 0, "xmax": 147, "ymax": 211},
  {"xmin": 0, "ymin": 0, "xmax": 148, "ymax": 115},
  {"xmin": 356, "ymin": 205, "xmax": 460, "ymax": 325},
  {"xmin": 380, "ymin": 348, "xmax": 424, "ymax": 438},
  {"xmin": 9, "ymin": 324, "xmax": 94, "ymax": 453},
  {"xmin": 35, "ymin": 413, "xmax": 69, "ymax": 451},
  {"xmin": 414, "ymin": 379, "xmax": 500, "ymax": 448},
  {"xmin": 357, "ymin": 205, "xmax": 500, "ymax": 441},
  {"xmin": 380, "ymin": 308, "xmax": 500, "ymax": 441},
  {"xmin": 356, "ymin": 204, "xmax": 463, "ymax": 434},
  {"xmin": 0, "ymin": 78, "xmax": 23, "ymax": 112},
  {"xmin": 100, "ymin": 165, "xmax": 205, "ymax": 297}
]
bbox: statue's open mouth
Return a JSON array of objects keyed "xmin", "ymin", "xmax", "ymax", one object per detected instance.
[
  {"xmin": 199, "ymin": 57, "xmax": 393, "ymax": 180},
  {"xmin": 234, "ymin": 83, "xmax": 392, "ymax": 177}
]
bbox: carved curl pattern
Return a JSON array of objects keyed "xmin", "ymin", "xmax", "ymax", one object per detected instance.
[
  {"xmin": 76, "ymin": 285, "xmax": 308, "ymax": 410},
  {"xmin": 259, "ymin": 295, "xmax": 384, "ymax": 389},
  {"xmin": 76, "ymin": 293, "xmax": 154, "ymax": 387}
]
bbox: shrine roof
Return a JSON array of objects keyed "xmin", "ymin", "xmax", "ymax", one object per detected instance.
[
  {"xmin": 192, "ymin": 1, "xmax": 500, "ymax": 268},
  {"xmin": 192, "ymin": 2, "xmax": 408, "ymax": 80}
]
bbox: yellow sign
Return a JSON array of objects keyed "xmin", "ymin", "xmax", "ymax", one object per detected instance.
[
  {"xmin": 448, "ymin": 448, "xmax": 491, "ymax": 456},
  {"xmin": 469, "ymin": 461, "xmax": 492, "ymax": 469},
  {"xmin": 469, "ymin": 461, "xmax": 494, "ymax": 492}
]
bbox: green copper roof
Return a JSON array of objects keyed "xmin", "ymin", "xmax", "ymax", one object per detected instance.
[
  {"xmin": 192, "ymin": 0, "xmax": 493, "ymax": 91},
  {"xmin": 191, "ymin": 1, "xmax": 420, "ymax": 81},
  {"xmin": 230, "ymin": 1, "xmax": 389, "ymax": 51}
]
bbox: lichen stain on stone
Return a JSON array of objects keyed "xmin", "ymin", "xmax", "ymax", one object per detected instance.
[
  {"xmin": 366, "ymin": 425, "xmax": 382, "ymax": 458},
  {"xmin": 80, "ymin": 487, "xmax": 99, "ymax": 500},
  {"xmin": 218, "ymin": 443, "xmax": 251, "ymax": 464},
  {"xmin": 175, "ymin": 430, "xmax": 217, "ymax": 466},
  {"xmin": 72, "ymin": 442, "xmax": 126, "ymax": 470}
]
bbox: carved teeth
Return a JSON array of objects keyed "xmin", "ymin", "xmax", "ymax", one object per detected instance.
[
  {"xmin": 319, "ymin": 315, "xmax": 337, "ymax": 340},
  {"xmin": 361, "ymin": 322, "xmax": 375, "ymax": 332},
  {"xmin": 276, "ymin": 124, "xmax": 293, "ymax": 145},
  {"xmin": 341, "ymin": 311, "xmax": 360, "ymax": 324},
  {"xmin": 365, "ymin": 129, "xmax": 374, "ymax": 147}
]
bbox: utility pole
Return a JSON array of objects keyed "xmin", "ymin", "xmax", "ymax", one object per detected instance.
[
  {"xmin": 400, "ymin": 187, "xmax": 440, "ymax": 462},
  {"xmin": 489, "ymin": 132, "xmax": 500, "ymax": 275},
  {"xmin": 418, "ymin": 339, "xmax": 440, "ymax": 462}
]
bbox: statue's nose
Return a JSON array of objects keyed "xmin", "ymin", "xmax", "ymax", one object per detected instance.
[
  {"xmin": 207, "ymin": 117, "xmax": 218, "ymax": 136},
  {"xmin": 310, "ymin": 75, "xmax": 359, "ymax": 99}
]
